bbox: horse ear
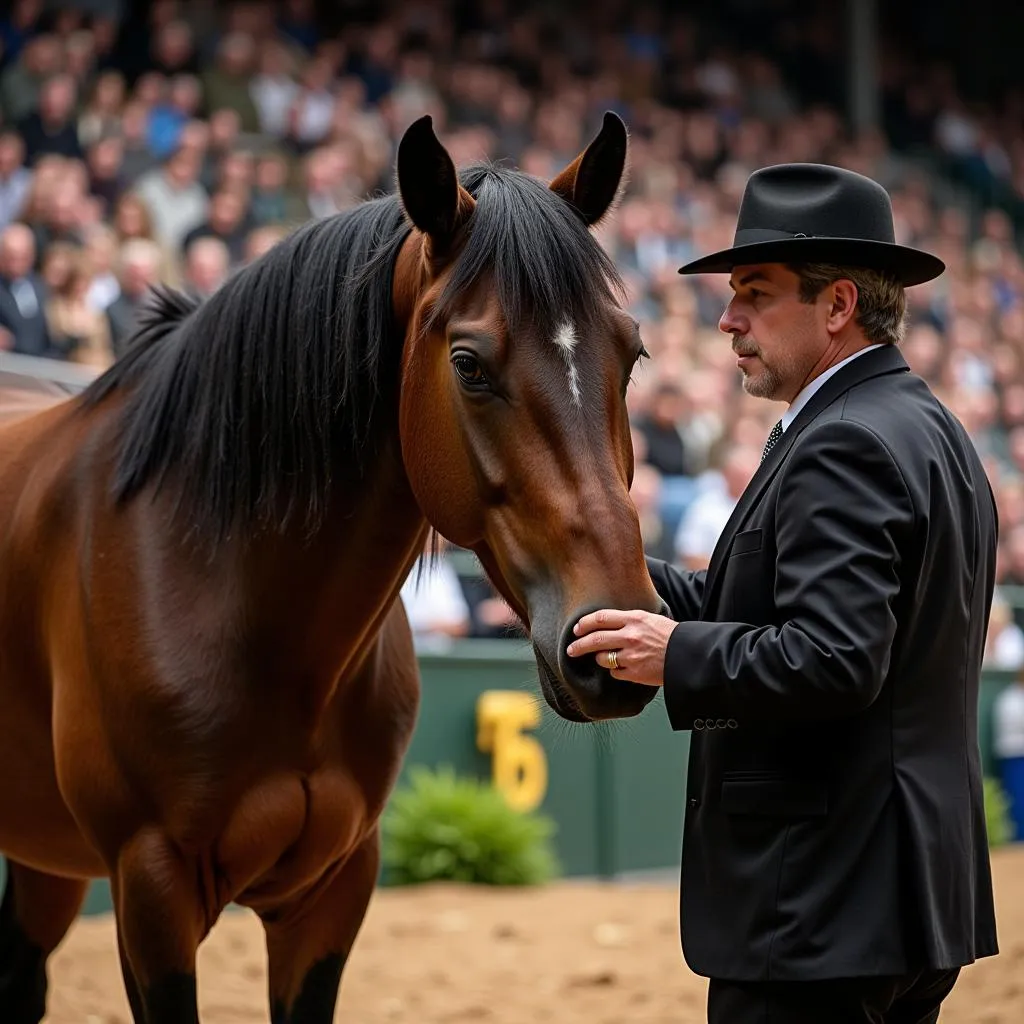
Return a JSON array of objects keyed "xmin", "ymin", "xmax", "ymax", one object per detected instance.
[
  {"xmin": 397, "ymin": 115, "xmax": 474, "ymax": 246},
  {"xmin": 549, "ymin": 111, "xmax": 629, "ymax": 227}
]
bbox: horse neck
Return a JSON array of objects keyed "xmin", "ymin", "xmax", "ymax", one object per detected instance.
[
  {"xmin": 312, "ymin": 427, "xmax": 428, "ymax": 637},
  {"xmin": 227, "ymin": 415, "xmax": 425, "ymax": 719},
  {"xmin": 240, "ymin": 235, "xmax": 431, "ymax": 688}
]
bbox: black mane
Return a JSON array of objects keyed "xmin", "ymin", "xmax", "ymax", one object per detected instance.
[{"xmin": 82, "ymin": 165, "xmax": 623, "ymax": 544}]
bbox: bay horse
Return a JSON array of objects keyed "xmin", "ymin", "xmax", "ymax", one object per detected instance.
[{"xmin": 0, "ymin": 112, "xmax": 665, "ymax": 1023}]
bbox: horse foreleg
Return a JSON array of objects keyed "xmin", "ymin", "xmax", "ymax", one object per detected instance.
[
  {"xmin": 113, "ymin": 829, "xmax": 209, "ymax": 1024},
  {"xmin": 0, "ymin": 858, "xmax": 88, "ymax": 1023},
  {"xmin": 261, "ymin": 829, "xmax": 380, "ymax": 1024}
]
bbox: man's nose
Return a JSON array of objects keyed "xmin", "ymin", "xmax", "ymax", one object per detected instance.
[{"xmin": 719, "ymin": 303, "xmax": 745, "ymax": 335}]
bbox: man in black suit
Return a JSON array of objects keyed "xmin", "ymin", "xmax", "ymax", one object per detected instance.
[
  {"xmin": 0, "ymin": 222, "xmax": 54, "ymax": 358},
  {"xmin": 567, "ymin": 164, "xmax": 999, "ymax": 1023}
]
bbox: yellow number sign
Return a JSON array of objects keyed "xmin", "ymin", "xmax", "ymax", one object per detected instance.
[{"xmin": 476, "ymin": 690, "xmax": 548, "ymax": 812}]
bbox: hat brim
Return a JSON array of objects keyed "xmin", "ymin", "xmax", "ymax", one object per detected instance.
[{"xmin": 677, "ymin": 237, "xmax": 945, "ymax": 287}]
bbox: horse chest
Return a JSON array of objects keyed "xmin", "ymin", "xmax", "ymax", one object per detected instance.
[{"xmin": 213, "ymin": 766, "xmax": 370, "ymax": 907}]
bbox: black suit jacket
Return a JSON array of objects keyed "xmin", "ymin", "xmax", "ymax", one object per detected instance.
[
  {"xmin": 0, "ymin": 274, "xmax": 53, "ymax": 358},
  {"xmin": 647, "ymin": 344, "xmax": 999, "ymax": 982}
]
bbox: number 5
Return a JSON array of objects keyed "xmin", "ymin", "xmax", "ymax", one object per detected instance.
[{"xmin": 476, "ymin": 690, "xmax": 548, "ymax": 812}]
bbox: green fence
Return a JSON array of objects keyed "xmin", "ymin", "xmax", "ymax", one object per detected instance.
[
  {"xmin": 980, "ymin": 668, "xmax": 1017, "ymax": 776},
  {"xmin": 3, "ymin": 647, "xmax": 1015, "ymax": 917},
  {"xmin": 406, "ymin": 638, "xmax": 689, "ymax": 879}
]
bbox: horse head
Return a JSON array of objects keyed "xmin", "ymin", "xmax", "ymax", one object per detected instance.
[{"xmin": 394, "ymin": 113, "xmax": 668, "ymax": 723}]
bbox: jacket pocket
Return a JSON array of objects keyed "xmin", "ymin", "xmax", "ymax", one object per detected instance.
[
  {"xmin": 730, "ymin": 528, "xmax": 763, "ymax": 556},
  {"xmin": 720, "ymin": 773, "xmax": 828, "ymax": 817}
]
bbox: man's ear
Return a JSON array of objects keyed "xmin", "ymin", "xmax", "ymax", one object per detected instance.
[
  {"xmin": 827, "ymin": 278, "xmax": 860, "ymax": 334},
  {"xmin": 549, "ymin": 111, "xmax": 629, "ymax": 227}
]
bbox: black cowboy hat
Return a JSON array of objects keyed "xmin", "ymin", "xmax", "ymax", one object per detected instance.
[{"xmin": 678, "ymin": 163, "xmax": 945, "ymax": 286}]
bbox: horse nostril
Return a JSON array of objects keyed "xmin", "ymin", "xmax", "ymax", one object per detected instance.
[{"xmin": 557, "ymin": 610, "xmax": 609, "ymax": 699}]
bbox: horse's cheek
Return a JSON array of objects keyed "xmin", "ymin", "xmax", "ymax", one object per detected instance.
[{"xmin": 398, "ymin": 374, "xmax": 483, "ymax": 546}]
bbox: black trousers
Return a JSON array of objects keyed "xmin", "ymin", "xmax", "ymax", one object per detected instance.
[{"xmin": 707, "ymin": 968, "xmax": 961, "ymax": 1024}]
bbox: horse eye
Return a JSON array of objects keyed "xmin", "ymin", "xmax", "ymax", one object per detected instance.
[{"xmin": 452, "ymin": 353, "xmax": 489, "ymax": 388}]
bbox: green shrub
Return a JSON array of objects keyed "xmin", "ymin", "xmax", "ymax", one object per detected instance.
[
  {"xmin": 381, "ymin": 765, "xmax": 560, "ymax": 886},
  {"xmin": 984, "ymin": 776, "xmax": 1014, "ymax": 848}
]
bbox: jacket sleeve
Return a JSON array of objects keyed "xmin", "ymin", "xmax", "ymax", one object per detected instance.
[
  {"xmin": 662, "ymin": 419, "xmax": 914, "ymax": 731},
  {"xmin": 646, "ymin": 556, "xmax": 705, "ymax": 621}
]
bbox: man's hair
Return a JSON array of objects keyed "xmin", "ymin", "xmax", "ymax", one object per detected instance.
[{"xmin": 787, "ymin": 262, "xmax": 907, "ymax": 346}]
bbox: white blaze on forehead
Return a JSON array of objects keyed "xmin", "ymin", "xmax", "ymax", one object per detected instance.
[{"xmin": 553, "ymin": 319, "xmax": 582, "ymax": 408}]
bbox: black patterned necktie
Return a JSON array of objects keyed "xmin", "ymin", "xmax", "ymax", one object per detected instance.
[{"xmin": 761, "ymin": 420, "xmax": 783, "ymax": 463}]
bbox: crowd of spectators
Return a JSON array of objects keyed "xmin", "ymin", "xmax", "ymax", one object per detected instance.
[{"xmin": 4, "ymin": 0, "xmax": 1024, "ymax": 661}]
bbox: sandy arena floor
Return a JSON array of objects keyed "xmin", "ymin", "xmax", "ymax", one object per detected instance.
[{"xmin": 43, "ymin": 845, "xmax": 1024, "ymax": 1023}]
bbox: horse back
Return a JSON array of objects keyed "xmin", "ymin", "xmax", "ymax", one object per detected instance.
[{"xmin": 0, "ymin": 386, "xmax": 108, "ymax": 675}]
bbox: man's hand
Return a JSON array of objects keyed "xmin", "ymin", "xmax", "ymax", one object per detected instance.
[{"xmin": 566, "ymin": 609, "xmax": 677, "ymax": 687}]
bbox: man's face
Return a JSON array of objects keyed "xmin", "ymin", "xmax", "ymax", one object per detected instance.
[
  {"xmin": 719, "ymin": 263, "xmax": 828, "ymax": 403},
  {"xmin": 123, "ymin": 258, "xmax": 158, "ymax": 296},
  {"xmin": 209, "ymin": 191, "xmax": 242, "ymax": 232},
  {"xmin": 0, "ymin": 229, "xmax": 35, "ymax": 280},
  {"xmin": 40, "ymin": 77, "xmax": 75, "ymax": 124},
  {"xmin": 0, "ymin": 135, "xmax": 24, "ymax": 176}
]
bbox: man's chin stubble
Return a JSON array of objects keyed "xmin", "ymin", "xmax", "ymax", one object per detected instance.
[{"xmin": 741, "ymin": 370, "xmax": 782, "ymax": 400}]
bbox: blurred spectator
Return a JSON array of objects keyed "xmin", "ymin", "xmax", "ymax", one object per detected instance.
[
  {"xmin": 134, "ymin": 146, "xmax": 209, "ymax": 252},
  {"xmin": 0, "ymin": 221, "xmax": 51, "ymax": 356},
  {"xmin": 400, "ymin": 546, "xmax": 471, "ymax": 643},
  {"xmin": 0, "ymin": 33, "xmax": 62, "ymax": 125},
  {"xmin": 0, "ymin": 131, "xmax": 31, "ymax": 230},
  {"xmin": 44, "ymin": 244, "xmax": 113, "ymax": 369},
  {"xmin": 985, "ymin": 590, "xmax": 1024, "ymax": 671},
  {"xmin": 181, "ymin": 235, "xmax": 229, "ymax": 300},
  {"xmin": 250, "ymin": 38, "xmax": 299, "ymax": 139},
  {"xmin": 286, "ymin": 54, "xmax": 336, "ymax": 152},
  {"xmin": 77, "ymin": 70, "xmax": 127, "ymax": 148},
  {"xmin": 147, "ymin": 73, "xmax": 203, "ymax": 159},
  {"xmin": 150, "ymin": 19, "xmax": 199, "ymax": 78},
  {"xmin": 249, "ymin": 150, "xmax": 304, "ymax": 225},
  {"xmin": 201, "ymin": 33, "xmax": 260, "ymax": 133},
  {"xmin": 674, "ymin": 445, "xmax": 761, "ymax": 571},
  {"xmin": 63, "ymin": 28, "xmax": 98, "ymax": 94},
  {"xmin": 31, "ymin": 175, "xmax": 86, "ymax": 254},
  {"xmin": 277, "ymin": 0, "xmax": 319, "ymax": 54},
  {"xmin": 17, "ymin": 74, "xmax": 84, "ymax": 165},
  {"xmin": 182, "ymin": 187, "xmax": 251, "ymax": 266},
  {"xmin": 106, "ymin": 236, "xmax": 162, "ymax": 356},
  {"xmin": 299, "ymin": 145, "xmax": 346, "ymax": 218},
  {"xmin": 82, "ymin": 223, "xmax": 120, "ymax": 312},
  {"xmin": 212, "ymin": 147, "xmax": 255, "ymax": 198},
  {"xmin": 632, "ymin": 378, "xmax": 693, "ymax": 477},
  {"xmin": 0, "ymin": 0, "xmax": 44, "ymax": 70},
  {"xmin": 85, "ymin": 134, "xmax": 126, "ymax": 214},
  {"xmin": 110, "ymin": 191, "xmax": 178, "ymax": 284},
  {"xmin": 117, "ymin": 100, "xmax": 159, "ymax": 183},
  {"xmin": 110, "ymin": 191, "xmax": 154, "ymax": 243},
  {"xmin": 199, "ymin": 107, "xmax": 242, "ymax": 192},
  {"xmin": 243, "ymin": 223, "xmax": 288, "ymax": 263}
]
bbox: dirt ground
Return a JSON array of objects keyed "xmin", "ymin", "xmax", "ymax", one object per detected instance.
[{"xmin": 43, "ymin": 845, "xmax": 1024, "ymax": 1023}]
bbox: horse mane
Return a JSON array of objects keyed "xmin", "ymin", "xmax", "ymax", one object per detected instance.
[{"xmin": 82, "ymin": 165, "xmax": 624, "ymax": 545}]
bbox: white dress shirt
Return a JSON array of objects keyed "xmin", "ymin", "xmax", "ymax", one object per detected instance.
[{"xmin": 780, "ymin": 344, "xmax": 885, "ymax": 432}]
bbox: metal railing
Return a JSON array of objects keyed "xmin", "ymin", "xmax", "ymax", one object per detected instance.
[{"xmin": 0, "ymin": 351, "xmax": 99, "ymax": 395}]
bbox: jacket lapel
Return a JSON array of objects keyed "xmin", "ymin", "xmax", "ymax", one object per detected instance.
[{"xmin": 699, "ymin": 345, "xmax": 910, "ymax": 617}]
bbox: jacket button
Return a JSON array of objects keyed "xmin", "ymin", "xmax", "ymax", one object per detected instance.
[
  {"xmin": 715, "ymin": 719, "xmax": 727, "ymax": 730},
  {"xmin": 727, "ymin": 719, "xmax": 738, "ymax": 729},
  {"xmin": 688, "ymin": 797, "xmax": 700, "ymax": 809},
  {"xmin": 693, "ymin": 719, "xmax": 705, "ymax": 730}
]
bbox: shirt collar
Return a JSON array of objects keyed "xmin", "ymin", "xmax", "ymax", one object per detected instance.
[{"xmin": 781, "ymin": 344, "xmax": 885, "ymax": 432}]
